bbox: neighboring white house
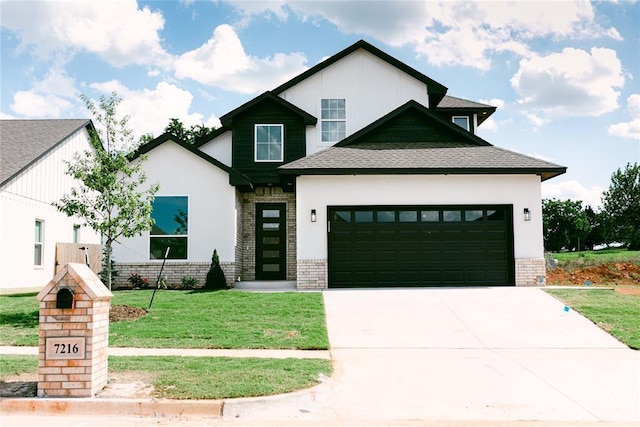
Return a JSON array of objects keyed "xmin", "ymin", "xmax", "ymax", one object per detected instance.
[
  {"xmin": 0, "ymin": 119, "xmax": 102, "ymax": 293},
  {"xmin": 113, "ymin": 40, "xmax": 566, "ymax": 289}
]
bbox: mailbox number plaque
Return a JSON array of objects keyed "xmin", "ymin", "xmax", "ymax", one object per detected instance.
[{"xmin": 45, "ymin": 337, "xmax": 86, "ymax": 359}]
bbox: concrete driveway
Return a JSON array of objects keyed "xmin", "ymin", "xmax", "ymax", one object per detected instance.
[{"xmin": 224, "ymin": 287, "xmax": 639, "ymax": 423}]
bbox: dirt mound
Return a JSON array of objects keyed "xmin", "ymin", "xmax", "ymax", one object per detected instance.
[
  {"xmin": 547, "ymin": 262, "xmax": 640, "ymax": 295},
  {"xmin": 109, "ymin": 305, "xmax": 147, "ymax": 322}
]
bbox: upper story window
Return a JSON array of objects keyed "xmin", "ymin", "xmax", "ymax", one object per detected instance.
[
  {"xmin": 150, "ymin": 196, "xmax": 188, "ymax": 260},
  {"xmin": 321, "ymin": 98, "xmax": 346, "ymax": 143},
  {"xmin": 255, "ymin": 124, "xmax": 284, "ymax": 162},
  {"xmin": 73, "ymin": 224, "xmax": 80, "ymax": 243},
  {"xmin": 452, "ymin": 116, "xmax": 470, "ymax": 131},
  {"xmin": 34, "ymin": 220, "xmax": 44, "ymax": 266}
]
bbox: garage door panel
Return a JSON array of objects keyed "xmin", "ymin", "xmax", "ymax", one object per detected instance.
[{"xmin": 328, "ymin": 206, "xmax": 513, "ymax": 288}]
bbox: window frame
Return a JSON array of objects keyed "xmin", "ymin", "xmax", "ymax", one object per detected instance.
[
  {"xmin": 149, "ymin": 195, "xmax": 189, "ymax": 260},
  {"xmin": 73, "ymin": 224, "xmax": 81, "ymax": 244},
  {"xmin": 34, "ymin": 219, "xmax": 44, "ymax": 267},
  {"xmin": 452, "ymin": 116, "xmax": 470, "ymax": 131},
  {"xmin": 320, "ymin": 98, "xmax": 346, "ymax": 143},
  {"xmin": 254, "ymin": 124, "xmax": 284, "ymax": 162}
]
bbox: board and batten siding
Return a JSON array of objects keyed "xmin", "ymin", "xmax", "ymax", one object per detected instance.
[
  {"xmin": 278, "ymin": 49, "xmax": 431, "ymax": 155},
  {"xmin": 0, "ymin": 128, "xmax": 101, "ymax": 291}
]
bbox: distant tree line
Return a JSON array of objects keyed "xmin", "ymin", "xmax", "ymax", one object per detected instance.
[
  {"xmin": 543, "ymin": 163, "xmax": 639, "ymax": 252},
  {"xmin": 139, "ymin": 118, "xmax": 216, "ymax": 145}
]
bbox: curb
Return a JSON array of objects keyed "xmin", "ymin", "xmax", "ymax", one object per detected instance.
[{"xmin": 0, "ymin": 397, "xmax": 223, "ymax": 417}]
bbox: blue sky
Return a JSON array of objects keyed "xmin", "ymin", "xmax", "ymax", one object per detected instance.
[{"xmin": 1, "ymin": 0, "xmax": 638, "ymax": 208}]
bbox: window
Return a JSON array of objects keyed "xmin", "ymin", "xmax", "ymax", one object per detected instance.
[
  {"xmin": 34, "ymin": 220, "xmax": 43, "ymax": 266},
  {"xmin": 452, "ymin": 116, "xmax": 470, "ymax": 131},
  {"xmin": 255, "ymin": 124, "xmax": 283, "ymax": 162},
  {"xmin": 321, "ymin": 98, "xmax": 346, "ymax": 142},
  {"xmin": 73, "ymin": 225, "xmax": 81, "ymax": 243},
  {"xmin": 150, "ymin": 196, "xmax": 188, "ymax": 260}
]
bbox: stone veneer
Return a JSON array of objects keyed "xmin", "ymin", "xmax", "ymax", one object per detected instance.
[
  {"xmin": 515, "ymin": 258, "xmax": 546, "ymax": 286},
  {"xmin": 239, "ymin": 187, "xmax": 297, "ymax": 281},
  {"xmin": 37, "ymin": 263, "xmax": 113, "ymax": 397},
  {"xmin": 113, "ymin": 262, "xmax": 236, "ymax": 289},
  {"xmin": 297, "ymin": 259, "xmax": 328, "ymax": 290}
]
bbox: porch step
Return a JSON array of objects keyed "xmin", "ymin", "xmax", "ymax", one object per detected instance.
[{"xmin": 233, "ymin": 281, "xmax": 297, "ymax": 291}]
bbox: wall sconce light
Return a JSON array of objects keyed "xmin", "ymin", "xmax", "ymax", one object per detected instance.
[
  {"xmin": 311, "ymin": 209, "xmax": 317, "ymax": 222},
  {"xmin": 523, "ymin": 208, "xmax": 531, "ymax": 221}
]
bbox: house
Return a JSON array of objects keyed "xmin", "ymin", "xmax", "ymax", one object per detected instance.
[
  {"xmin": 112, "ymin": 40, "xmax": 566, "ymax": 289},
  {"xmin": 0, "ymin": 119, "xmax": 102, "ymax": 293}
]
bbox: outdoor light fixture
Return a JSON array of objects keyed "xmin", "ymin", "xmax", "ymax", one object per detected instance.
[
  {"xmin": 311, "ymin": 209, "xmax": 317, "ymax": 222},
  {"xmin": 524, "ymin": 208, "xmax": 531, "ymax": 221}
]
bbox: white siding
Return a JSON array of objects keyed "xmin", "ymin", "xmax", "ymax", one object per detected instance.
[
  {"xmin": 199, "ymin": 130, "xmax": 232, "ymax": 166},
  {"xmin": 280, "ymin": 50, "xmax": 430, "ymax": 155},
  {"xmin": 0, "ymin": 128, "xmax": 101, "ymax": 291},
  {"xmin": 296, "ymin": 174, "xmax": 543, "ymax": 261},
  {"xmin": 112, "ymin": 140, "xmax": 236, "ymax": 265}
]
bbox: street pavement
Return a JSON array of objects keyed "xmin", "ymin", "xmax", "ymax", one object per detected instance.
[{"xmin": 2, "ymin": 287, "xmax": 639, "ymax": 426}]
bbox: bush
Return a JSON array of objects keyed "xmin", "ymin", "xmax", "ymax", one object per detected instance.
[
  {"xmin": 127, "ymin": 272, "xmax": 148, "ymax": 288},
  {"xmin": 181, "ymin": 276, "xmax": 198, "ymax": 289},
  {"xmin": 204, "ymin": 249, "xmax": 227, "ymax": 290}
]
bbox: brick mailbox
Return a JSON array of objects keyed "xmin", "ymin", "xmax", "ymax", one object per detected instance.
[{"xmin": 36, "ymin": 262, "xmax": 113, "ymax": 397}]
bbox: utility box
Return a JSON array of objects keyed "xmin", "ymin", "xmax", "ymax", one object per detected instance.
[{"xmin": 36, "ymin": 263, "xmax": 113, "ymax": 397}]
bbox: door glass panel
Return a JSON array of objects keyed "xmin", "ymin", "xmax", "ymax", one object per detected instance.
[
  {"xmin": 487, "ymin": 210, "xmax": 505, "ymax": 221},
  {"xmin": 263, "ymin": 223, "xmax": 280, "ymax": 230},
  {"xmin": 399, "ymin": 211, "xmax": 417, "ymax": 222},
  {"xmin": 263, "ymin": 264, "xmax": 280, "ymax": 272},
  {"xmin": 263, "ymin": 210, "xmax": 280, "ymax": 218},
  {"xmin": 355, "ymin": 211, "xmax": 373, "ymax": 223},
  {"xmin": 263, "ymin": 237, "xmax": 279, "ymax": 244},
  {"xmin": 421, "ymin": 211, "xmax": 439, "ymax": 222},
  {"xmin": 377, "ymin": 211, "xmax": 395, "ymax": 222},
  {"xmin": 464, "ymin": 210, "xmax": 483, "ymax": 222},
  {"xmin": 443, "ymin": 211, "xmax": 462, "ymax": 222},
  {"xmin": 333, "ymin": 211, "xmax": 351, "ymax": 222},
  {"xmin": 263, "ymin": 250, "xmax": 279, "ymax": 258}
]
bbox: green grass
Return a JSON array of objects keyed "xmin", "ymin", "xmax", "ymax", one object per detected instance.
[
  {"xmin": 553, "ymin": 248, "xmax": 640, "ymax": 269},
  {"xmin": 0, "ymin": 354, "xmax": 333, "ymax": 399},
  {"xmin": 546, "ymin": 289, "xmax": 640, "ymax": 349},
  {"xmin": 0, "ymin": 290, "xmax": 329, "ymax": 349}
]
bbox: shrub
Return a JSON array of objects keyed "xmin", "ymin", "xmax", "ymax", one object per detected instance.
[
  {"xmin": 204, "ymin": 249, "xmax": 227, "ymax": 290},
  {"xmin": 127, "ymin": 272, "xmax": 148, "ymax": 288},
  {"xmin": 181, "ymin": 276, "xmax": 198, "ymax": 289}
]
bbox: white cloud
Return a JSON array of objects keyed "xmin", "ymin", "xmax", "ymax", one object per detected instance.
[
  {"xmin": 88, "ymin": 80, "xmax": 220, "ymax": 143},
  {"xmin": 174, "ymin": 24, "xmax": 308, "ymax": 94},
  {"xmin": 608, "ymin": 94, "xmax": 640, "ymax": 140},
  {"xmin": 0, "ymin": 112, "xmax": 16, "ymax": 119},
  {"xmin": 542, "ymin": 180, "xmax": 604, "ymax": 209},
  {"xmin": 0, "ymin": 0, "xmax": 171, "ymax": 68},
  {"xmin": 511, "ymin": 47, "xmax": 624, "ymax": 124},
  {"xmin": 9, "ymin": 69, "xmax": 79, "ymax": 117}
]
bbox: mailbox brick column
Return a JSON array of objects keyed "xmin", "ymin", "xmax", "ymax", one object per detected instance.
[{"xmin": 37, "ymin": 263, "xmax": 113, "ymax": 397}]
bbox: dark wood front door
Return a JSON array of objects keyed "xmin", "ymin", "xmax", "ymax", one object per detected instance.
[{"xmin": 256, "ymin": 203, "xmax": 286, "ymax": 280}]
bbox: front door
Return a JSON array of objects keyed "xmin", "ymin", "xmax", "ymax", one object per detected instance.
[{"xmin": 256, "ymin": 203, "xmax": 286, "ymax": 280}]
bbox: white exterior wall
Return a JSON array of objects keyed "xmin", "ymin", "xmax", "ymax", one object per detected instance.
[
  {"xmin": 112, "ymin": 141, "xmax": 236, "ymax": 265},
  {"xmin": 199, "ymin": 131, "xmax": 232, "ymax": 166},
  {"xmin": 279, "ymin": 50, "xmax": 430, "ymax": 155},
  {"xmin": 0, "ymin": 128, "xmax": 101, "ymax": 291},
  {"xmin": 296, "ymin": 174, "xmax": 543, "ymax": 261}
]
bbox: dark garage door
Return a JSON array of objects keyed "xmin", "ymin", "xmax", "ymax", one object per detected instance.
[{"xmin": 328, "ymin": 205, "xmax": 514, "ymax": 288}]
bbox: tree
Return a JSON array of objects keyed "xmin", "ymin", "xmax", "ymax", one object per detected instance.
[
  {"xmin": 601, "ymin": 163, "xmax": 640, "ymax": 249},
  {"xmin": 542, "ymin": 199, "xmax": 590, "ymax": 252},
  {"xmin": 138, "ymin": 118, "xmax": 216, "ymax": 145},
  {"xmin": 55, "ymin": 92, "xmax": 159, "ymax": 290}
]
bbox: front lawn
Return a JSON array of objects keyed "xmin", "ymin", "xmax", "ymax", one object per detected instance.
[
  {"xmin": 0, "ymin": 354, "xmax": 333, "ymax": 399},
  {"xmin": 0, "ymin": 290, "xmax": 329, "ymax": 349},
  {"xmin": 546, "ymin": 289, "xmax": 640, "ymax": 349}
]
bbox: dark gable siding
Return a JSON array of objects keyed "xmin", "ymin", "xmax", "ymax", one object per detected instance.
[
  {"xmin": 364, "ymin": 109, "xmax": 469, "ymax": 143},
  {"xmin": 433, "ymin": 112, "xmax": 476, "ymax": 134},
  {"xmin": 230, "ymin": 98, "xmax": 307, "ymax": 186}
]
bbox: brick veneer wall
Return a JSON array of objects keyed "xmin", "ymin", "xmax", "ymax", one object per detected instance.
[
  {"xmin": 297, "ymin": 259, "xmax": 328, "ymax": 290},
  {"xmin": 112, "ymin": 262, "xmax": 236, "ymax": 289},
  {"xmin": 239, "ymin": 187, "xmax": 297, "ymax": 281},
  {"xmin": 515, "ymin": 258, "xmax": 546, "ymax": 286},
  {"xmin": 37, "ymin": 263, "xmax": 112, "ymax": 397}
]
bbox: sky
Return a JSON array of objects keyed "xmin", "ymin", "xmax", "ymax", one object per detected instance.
[{"xmin": 1, "ymin": 0, "xmax": 638, "ymax": 209}]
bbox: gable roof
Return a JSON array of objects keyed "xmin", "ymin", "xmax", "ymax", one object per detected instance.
[
  {"xmin": 272, "ymin": 40, "xmax": 449, "ymax": 107},
  {"xmin": 219, "ymin": 91, "xmax": 317, "ymax": 127},
  {"xmin": 436, "ymin": 95, "xmax": 496, "ymax": 125},
  {"xmin": 132, "ymin": 133, "xmax": 253, "ymax": 187},
  {"xmin": 0, "ymin": 119, "xmax": 93, "ymax": 187},
  {"xmin": 279, "ymin": 101, "xmax": 566, "ymax": 181}
]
